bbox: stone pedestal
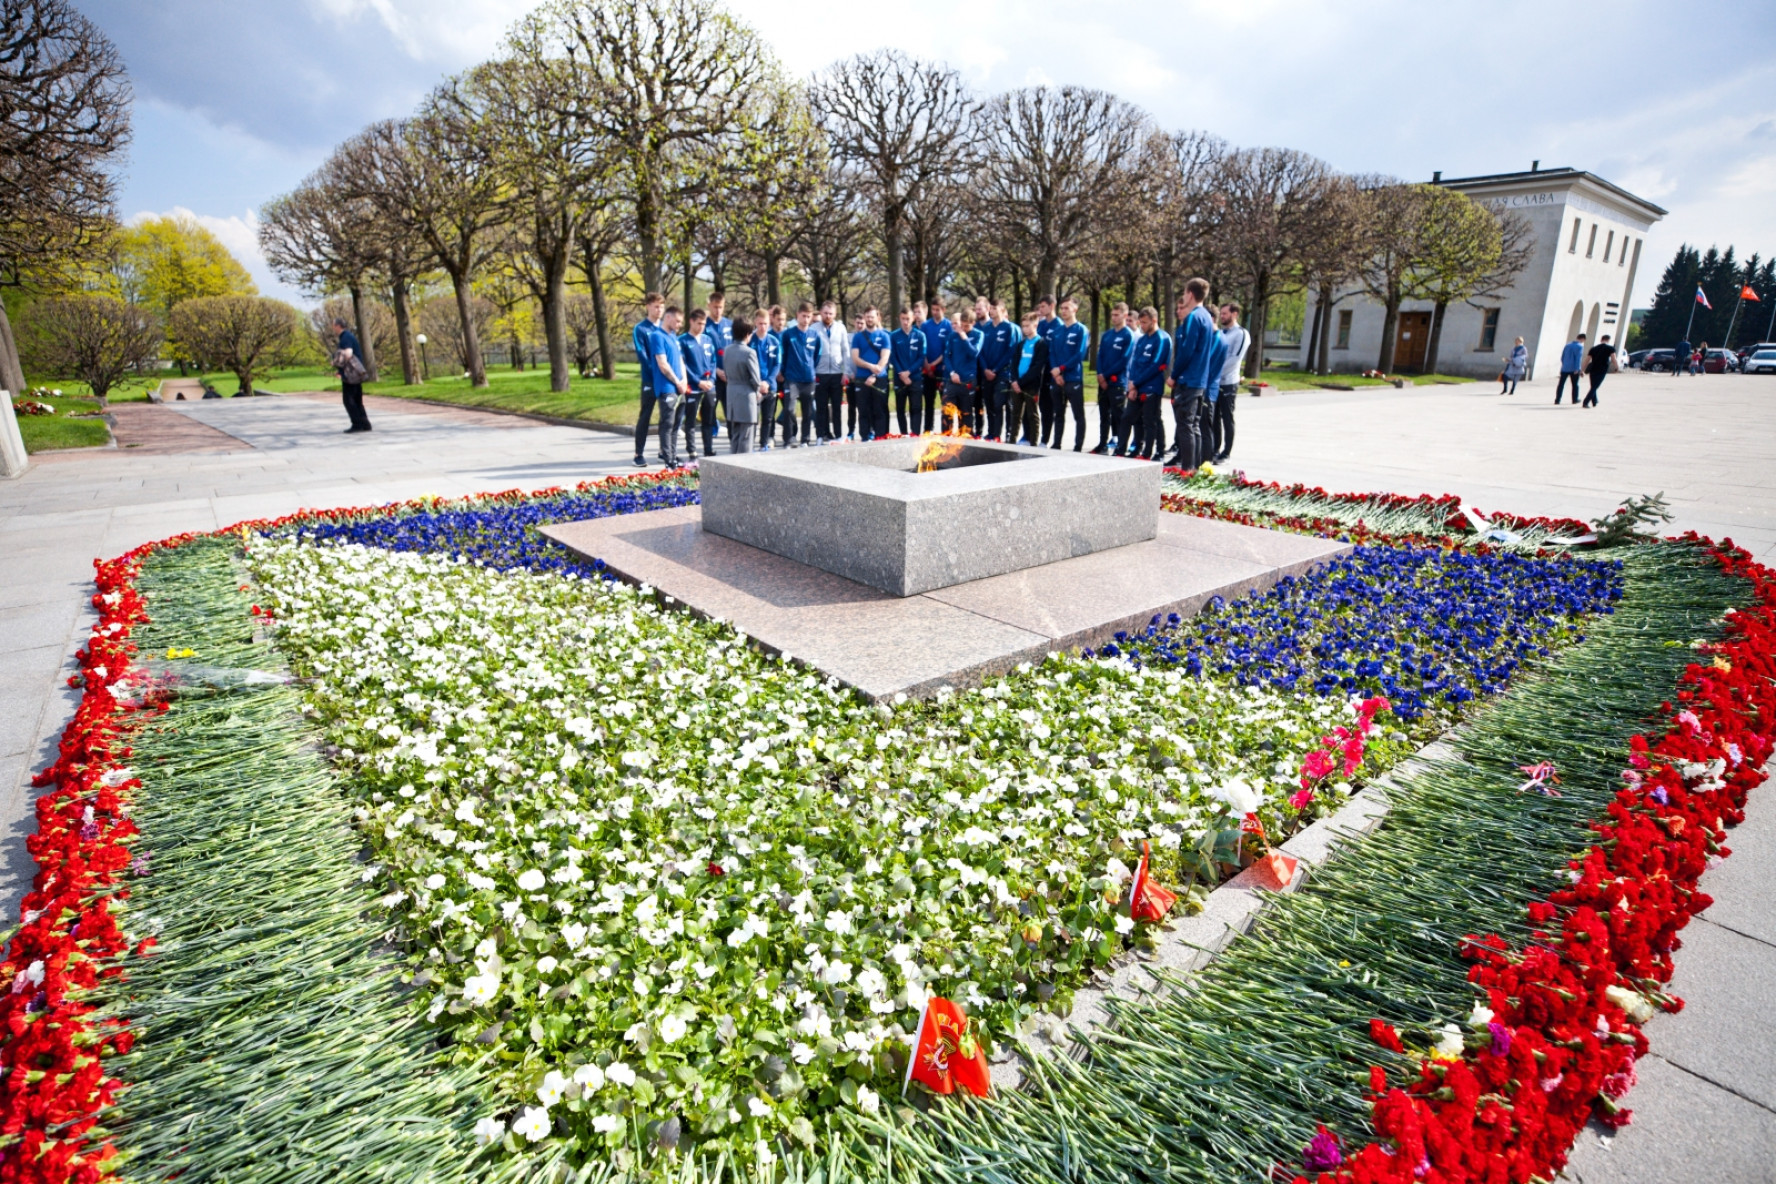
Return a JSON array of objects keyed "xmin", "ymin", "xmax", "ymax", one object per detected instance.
[{"xmin": 697, "ymin": 439, "xmax": 1158, "ymax": 596}]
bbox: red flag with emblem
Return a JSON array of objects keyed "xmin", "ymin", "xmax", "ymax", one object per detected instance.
[
  {"xmin": 903, "ymin": 996, "xmax": 990, "ymax": 1098},
  {"xmin": 1130, "ymin": 841, "xmax": 1178, "ymax": 922}
]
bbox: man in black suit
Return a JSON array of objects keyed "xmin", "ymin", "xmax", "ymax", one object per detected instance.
[{"xmin": 332, "ymin": 318, "xmax": 372, "ymax": 433}]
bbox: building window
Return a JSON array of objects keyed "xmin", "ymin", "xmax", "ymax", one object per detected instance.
[
  {"xmin": 1586, "ymin": 224, "xmax": 1598, "ymax": 258},
  {"xmin": 1569, "ymin": 218, "xmax": 1582, "ymax": 253},
  {"xmin": 1621, "ymin": 237, "xmax": 1632, "ymax": 266},
  {"xmin": 1335, "ymin": 309, "xmax": 1352, "ymax": 349},
  {"xmin": 1478, "ymin": 309, "xmax": 1500, "ymax": 351},
  {"xmin": 1604, "ymin": 229, "xmax": 1614, "ymax": 260}
]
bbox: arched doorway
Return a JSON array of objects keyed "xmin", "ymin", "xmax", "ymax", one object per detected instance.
[
  {"xmin": 1586, "ymin": 302, "xmax": 1602, "ymax": 345},
  {"xmin": 1567, "ymin": 300, "xmax": 1585, "ymax": 341}
]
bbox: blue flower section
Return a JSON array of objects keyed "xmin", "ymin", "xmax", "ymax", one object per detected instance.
[
  {"xmin": 293, "ymin": 484, "xmax": 701, "ymax": 578},
  {"xmin": 1085, "ymin": 546, "xmax": 1624, "ymax": 722}
]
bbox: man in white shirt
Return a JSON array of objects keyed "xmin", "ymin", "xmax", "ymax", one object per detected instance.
[
  {"xmin": 1213, "ymin": 302, "xmax": 1251, "ymax": 463},
  {"xmin": 810, "ymin": 302, "xmax": 848, "ymax": 443}
]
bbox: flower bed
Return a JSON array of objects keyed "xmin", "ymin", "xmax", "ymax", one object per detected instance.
[{"xmin": 2, "ymin": 472, "xmax": 1769, "ymax": 1184}]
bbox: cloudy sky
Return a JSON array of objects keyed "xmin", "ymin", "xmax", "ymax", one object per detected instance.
[{"xmin": 80, "ymin": 0, "xmax": 1776, "ymax": 309}]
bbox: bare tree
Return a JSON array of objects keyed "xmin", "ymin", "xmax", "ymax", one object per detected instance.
[
  {"xmin": 905, "ymin": 176, "xmax": 966, "ymax": 306},
  {"xmin": 419, "ymin": 290, "xmax": 497, "ymax": 374},
  {"xmin": 563, "ymin": 292, "xmax": 600, "ymax": 376},
  {"xmin": 1431, "ymin": 207, "xmax": 1533, "ymax": 376},
  {"xmin": 975, "ymin": 86, "xmax": 1151, "ymax": 300},
  {"xmin": 789, "ymin": 166, "xmax": 871, "ymax": 309},
  {"xmin": 17, "ymin": 293, "xmax": 159, "ymax": 401},
  {"xmin": 1300, "ymin": 175, "xmax": 1371, "ymax": 375},
  {"xmin": 577, "ymin": 206, "xmax": 627, "ymax": 379},
  {"xmin": 166, "ymin": 296, "xmax": 301, "ymax": 396},
  {"xmin": 259, "ymin": 174, "xmax": 386, "ymax": 380},
  {"xmin": 524, "ymin": 0, "xmax": 775, "ymax": 295},
  {"xmin": 1212, "ymin": 146, "xmax": 1339, "ymax": 377},
  {"xmin": 810, "ymin": 50, "xmax": 974, "ymax": 323},
  {"xmin": 0, "ymin": 0, "xmax": 131, "ymax": 474},
  {"xmin": 1150, "ymin": 130, "xmax": 1227, "ymax": 318},
  {"xmin": 729, "ymin": 78, "xmax": 826, "ymax": 307}
]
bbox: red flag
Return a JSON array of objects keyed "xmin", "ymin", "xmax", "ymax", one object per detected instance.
[
  {"xmin": 1252, "ymin": 850, "xmax": 1300, "ymax": 891},
  {"xmin": 1744, "ymin": 285, "xmax": 1763, "ymax": 302},
  {"xmin": 1239, "ymin": 812, "xmax": 1266, "ymax": 838},
  {"xmin": 904, "ymin": 996, "xmax": 990, "ymax": 1098},
  {"xmin": 1130, "ymin": 841, "xmax": 1178, "ymax": 922}
]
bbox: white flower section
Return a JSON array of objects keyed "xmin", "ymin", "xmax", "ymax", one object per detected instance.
[{"xmin": 250, "ymin": 536, "xmax": 1403, "ymax": 1156}]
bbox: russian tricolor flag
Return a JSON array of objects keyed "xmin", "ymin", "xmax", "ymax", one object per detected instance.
[{"xmin": 1695, "ymin": 286, "xmax": 1712, "ymax": 309}]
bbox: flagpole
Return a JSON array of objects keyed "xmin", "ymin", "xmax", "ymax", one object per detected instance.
[
  {"xmin": 1724, "ymin": 291, "xmax": 1745, "ymax": 351},
  {"xmin": 1766, "ymin": 293, "xmax": 1775, "ymax": 344},
  {"xmin": 1684, "ymin": 298, "xmax": 1698, "ymax": 344}
]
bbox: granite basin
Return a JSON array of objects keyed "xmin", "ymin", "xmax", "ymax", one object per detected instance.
[{"xmin": 697, "ymin": 438, "xmax": 1159, "ymax": 596}]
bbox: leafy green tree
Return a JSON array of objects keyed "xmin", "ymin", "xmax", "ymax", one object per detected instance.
[
  {"xmin": 109, "ymin": 214, "xmax": 256, "ymax": 319},
  {"xmin": 167, "ymin": 296, "xmax": 300, "ymax": 396},
  {"xmin": 1409, "ymin": 191, "xmax": 1530, "ymax": 375}
]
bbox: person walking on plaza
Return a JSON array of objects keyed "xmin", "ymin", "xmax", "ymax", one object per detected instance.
[
  {"xmin": 1090, "ymin": 302, "xmax": 1133, "ymax": 454},
  {"xmin": 851, "ymin": 307, "xmax": 893, "ymax": 441},
  {"xmin": 722, "ymin": 312, "xmax": 766, "ymax": 453},
  {"xmin": 942, "ymin": 307, "xmax": 981, "ymax": 433},
  {"xmin": 1212, "ymin": 303, "xmax": 1249, "ymax": 463},
  {"xmin": 1167, "ymin": 278, "xmax": 1217, "ymax": 469},
  {"xmin": 1674, "ymin": 336, "xmax": 1691, "ymax": 377},
  {"xmin": 647, "ymin": 304, "xmax": 690, "ymax": 468},
  {"xmin": 331, "ymin": 318, "xmax": 372, "ymax": 433},
  {"xmin": 679, "ymin": 309, "xmax": 717, "ymax": 461},
  {"xmin": 1499, "ymin": 336, "xmax": 1527, "ymax": 395},
  {"xmin": 1691, "ymin": 342, "xmax": 1706, "ymax": 375},
  {"xmin": 780, "ymin": 303, "xmax": 818, "ymax": 446},
  {"xmin": 1045, "ymin": 298, "xmax": 1089, "ymax": 451},
  {"xmin": 810, "ymin": 302, "xmax": 847, "ymax": 443},
  {"xmin": 631, "ymin": 293, "xmax": 665, "ymax": 467},
  {"xmin": 919, "ymin": 301, "xmax": 951, "ymax": 434},
  {"xmin": 1555, "ymin": 332, "xmax": 1586, "ymax": 405},
  {"xmin": 890, "ymin": 307, "xmax": 925, "ymax": 436},
  {"xmin": 1118, "ymin": 305, "xmax": 1171, "ymax": 459},
  {"xmin": 1582, "ymin": 333, "xmax": 1615, "ymax": 408}
]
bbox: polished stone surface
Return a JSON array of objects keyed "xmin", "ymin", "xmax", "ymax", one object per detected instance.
[
  {"xmin": 698, "ymin": 438, "xmax": 1158, "ymax": 595},
  {"xmin": 541, "ymin": 505, "xmax": 1348, "ymax": 700}
]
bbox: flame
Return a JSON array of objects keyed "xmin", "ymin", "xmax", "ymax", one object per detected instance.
[{"xmin": 915, "ymin": 403, "xmax": 972, "ymax": 472}]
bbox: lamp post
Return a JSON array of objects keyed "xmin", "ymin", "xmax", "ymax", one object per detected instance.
[{"xmin": 416, "ymin": 333, "xmax": 429, "ymax": 382}]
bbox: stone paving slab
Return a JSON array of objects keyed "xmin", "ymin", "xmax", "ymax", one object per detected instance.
[
  {"xmin": 542, "ymin": 506, "xmax": 1348, "ymax": 700},
  {"xmin": 1563, "ymin": 1054, "xmax": 1776, "ymax": 1183}
]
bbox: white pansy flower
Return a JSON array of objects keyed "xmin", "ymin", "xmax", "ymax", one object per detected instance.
[
  {"xmin": 536, "ymin": 1070, "xmax": 568, "ymax": 1107},
  {"xmin": 856, "ymin": 1084, "xmax": 880, "ymax": 1114},
  {"xmin": 572, "ymin": 1062, "xmax": 605, "ymax": 1091},
  {"xmin": 592, "ymin": 1113, "xmax": 622, "ymax": 1134},
  {"xmin": 472, "ymin": 1116, "xmax": 505, "ymax": 1146},
  {"xmin": 516, "ymin": 868, "xmax": 546, "ymax": 892},
  {"xmin": 748, "ymin": 1096, "xmax": 772, "ymax": 1117},
  {"xmin": 605, "ymin": 1061, "xmax": 637, "ymax": 1087},
  {"xmin": 511, "ymin": 1106, "xmax": 551, "ymax": 1142},
  {"xmin": 658, "ymin": 1013, "xmax": 688, "ymax": 1044},
  {"xmin": 462, "ymin": 971, "xmax": 499, "ymax": 1006},
  {"xmin": 423, "ymin": 874, "xmax": 446, "ymax": 890}
]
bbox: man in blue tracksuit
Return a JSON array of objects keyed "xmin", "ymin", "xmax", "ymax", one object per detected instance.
[
  {"xmin": 780, "ymin": 303, "xmax": 818, "ymax": 446},
  {"xmin": 631, "ymin": 292, "xmax": 665, "ymax": 467},
  {"xmin": 1167, "ymin": 277, "xmax": 1218, "ymax": 469},
  {"xmin": 1555, "ymin": 333, "xmax": 1586, "ymax": 405},
  {"xmin": 890, "ymin": 308, "xmax": 926, "ymax": 436},
  {"xmin": 755, "ymin": 310, "xmax": 782, "ymax": 449},
  {"xmin": 1091, "ymin": 302, "xmax": 1134, "ymax": 453},
  {"xmin": 1118, "ymin": 305, "xmax": 1171, "ymax": 459},
  {"xmin": 919, "ymin": 301, "xmax": 951, "ymax": 434},
  {"xmin": 1010, "ymin": 312, "xmax": 1046, "ymax": 445},
  {"xmin": 692, "ymin": 294, "xmax": 731, "ymax": 459},
  {"xmin": 942, "ymin": 308, "xmax": 981, "ymax": 433},
  {"xmin": 1045, "ymin": 297, "xmax": 1089, "ymax": 451},
  {"xmin": 851, "ymin": 306, "xmax": 893, "ymax": 441},
  {"xmin": 1032, "ymin": 296, "xmax": 1058, "ymax": 444},
  {"xmin": 679, "ymin": 309, "xmax": 717, "ymax": 462},
  {"xmin": 978, "ymin": 300, "xmax": 1019, "ymax": 441},
  {"xmin": 1198, "ymin": 323, "xmax": 1228, "ymax": 468},
  {"xmin": 646, "ymin": 304, "xmax": 689, "ymax": 468}
]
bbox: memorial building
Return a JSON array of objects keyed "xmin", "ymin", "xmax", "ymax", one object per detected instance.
[{"xmin": 1290, "ymin": 164, "xmax": 1667, "ymax": 379}]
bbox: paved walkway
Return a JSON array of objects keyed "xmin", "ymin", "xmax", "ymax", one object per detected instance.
[{"xmin": 2, "ymin": 371, "xmax": 1772, "ymax": 1181}]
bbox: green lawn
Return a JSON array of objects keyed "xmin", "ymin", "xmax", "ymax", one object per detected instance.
[
  {"xmin": 14, "ymin": 393, "xmax": 112, "ymax": 452},
  {"xmin": 1255, "ymin": 364, "xmax": 1474, "ymax": 391}
]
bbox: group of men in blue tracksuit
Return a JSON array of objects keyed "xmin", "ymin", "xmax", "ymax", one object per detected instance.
[{"xmin": 630, "ymin": 273, "xmax": 1250, "ymax": 469}]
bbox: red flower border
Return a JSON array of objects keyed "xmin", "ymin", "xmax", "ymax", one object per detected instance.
[
  {"xmin": 0, "ymin": 470, "xmax": 683, "ymax": 1184},
  {"xmin": 1295, "ymin": 535, "xmax": 1776, "ymax": 1184}
]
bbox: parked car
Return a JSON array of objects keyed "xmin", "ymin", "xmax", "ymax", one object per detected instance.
[
  {"xmin": 1633, "ymin": 348, "xmax": 1679, "ymax": 372},
  {"xmin": 1743, "ymin": 349, "xmax": 1776, "ymax": 375},
  {"xmin": 1737, "ymin": 342, "xmax": 1776, "ymax": 366},
  {"xmin": 1703, "ymin": 348, "xmax": 1739, "ymax": 374}
]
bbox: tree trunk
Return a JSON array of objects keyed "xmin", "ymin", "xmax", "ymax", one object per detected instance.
[
  {"xmin": 1317, "ymin": 297, "xmax": 1334, "ymax": 375},
  {"xmin": 584, "ymin": 242, "xmax": 615, "ymax": 381},
  {"xmin": 1089, "ymin": 289, "xmax": 1101, "ymax": 342},
  {"xmin": 683, "ymin": 256, "xmax": 694, "ymax": 312},
  {"xmin": 1303, "ymin": 284, "xmax": 1321, "ymax": 373},
  {"xmin": 544, "ymin": 251, "xmax": 571, "ymax": 393},
  {"xmin": 510, "ymin": 328, "xmax": 522, "ymax": 370},
  {"xmin": 885, "ymin": 212, "xmax": 904, "ymax": 324},
  {"xmin": 1424, "ymin": 299, "xmax": 1449, "ymax": 377},
  {"xmin": 766, "ymin": 254, "xmax": 782, "ymax": 308},
  {"xmin": 348, "ymin": 283, "xmax": 379, "ymax": 383},
  {"xmin": 1011, "ymin": 271, "xmax": 1023, "ymax": 323},
  {"xmin": 1376, "ymin": 288, "xmax": 1402, "ymax": 373},
  {"xmin": 1246, "ymin": 273, "xmax": 1269, "ymax": 380},
  {"xmin": 450, "ymin": 268, "xmax": 488, "ymax": 387},
  {"xmin": 0, "ymin": 300, "xmax": 25, "ymax": 395},
  {"xmin": 238, "ymin": 367, "xmax": 256, "ymax": 397},
  {"xmin": 636, "ymin": 183, "xmax": 662, "ymax": 296},
  {"xmin": 1035, "ymin": 257, "xmax": 1057, "ymax": 303},
  {"xmin": 390, "ymin": 276, "xmax": 418, "ymax": 385}
]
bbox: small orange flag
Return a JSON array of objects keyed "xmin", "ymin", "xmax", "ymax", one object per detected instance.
[
  {"xmin": 904, "ymin": 996, "xmax": 991, "ymax": 1098},
  {"xmin": 1130, "ymin": 841, "xmax": 1178, "ymax": 922},
  {"xmin": 1743, "ymin": 285, "xmax": 1762, "ymax": 302}
]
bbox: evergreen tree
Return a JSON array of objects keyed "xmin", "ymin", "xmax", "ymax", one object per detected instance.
[{"xmin": 1640, "ymin": 243, "xmax": 1700, "ymax": 348}]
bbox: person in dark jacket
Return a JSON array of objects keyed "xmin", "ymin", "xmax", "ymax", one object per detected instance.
[
  {"xmin": 890, "ymin": 307, "xmax": 926, "ymax": 436},
  {"xmin": 332, "ymin": 318, "xmax": 372, "ymax": 433},
  {"xmin": 1582, "ymin": 335, "xmax": 1614, "ymax": 408},
  {"xmin": 1118, "ymin": 306, "xmax": 1172, "ymax": 459},
  {"xmin": 942, "ymin": 309, "xmax": 981, "ymax": 433},
  {"xmin": 1090, "ymin": 302, "xmax": 1133, "ymax": 453},
  {"xmin": 1167, "ymin": 278, "xmax": 1217, "ymax": 469}
]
